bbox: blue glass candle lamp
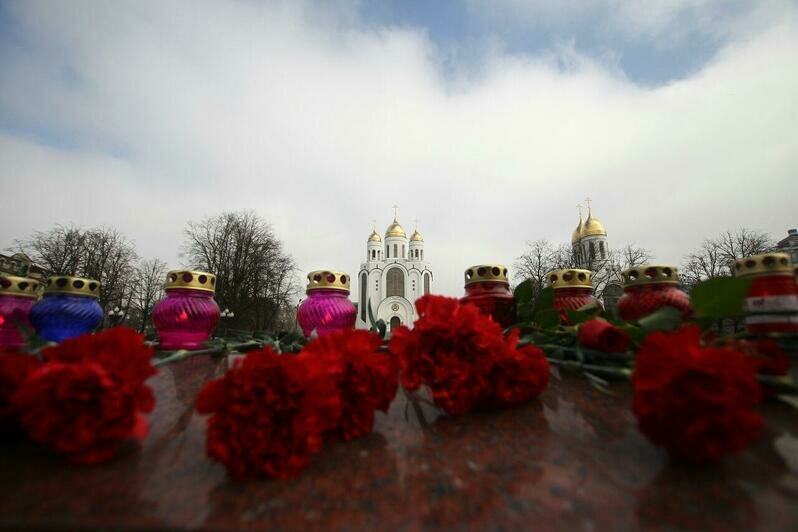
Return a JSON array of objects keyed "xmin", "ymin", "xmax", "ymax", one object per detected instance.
[{"xmin": 31, "ymin": 276, "xmax": 104, "ymax": 343}]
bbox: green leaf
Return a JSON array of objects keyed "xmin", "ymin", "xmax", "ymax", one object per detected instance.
[
  {"xmin": 514, "ymin": 278, "xmax": 534, "ymax": 304},
  {"xmin": 535, "ymin": 308, "xmax": 561, "ymax": 330},
  {"xmin": 375, "ymin": 319, "xmax": 387, "ymax": 339},
  {"xmin": 534, "ymin": 286, "xmax": 554, "ymax": 311},
  {"xmin": 566, "ymin": 308, "xmax": 593, "ymax": 326},
  {"xmin": 514, "ymin": 279, "xmax": 535, "ymax": 323},
  {"xmin": 637, "ymin": 306, "xmax": 683, "ymax": 332},
  {"xmin": 691, "ymin": 276, "xmax": 751, "ymax": 319}
]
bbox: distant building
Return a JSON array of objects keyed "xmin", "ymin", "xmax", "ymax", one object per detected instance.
[
  {"xmin": 355, "ymin": 211, "xmax": 433, "ymax": 333},
  {"xmin": 0, "ymin": 253, "xmax": 49, "ymax": 296},
  {"xmin": 776, "ymin": 228, "xmax": 798, "ymax": 264}
]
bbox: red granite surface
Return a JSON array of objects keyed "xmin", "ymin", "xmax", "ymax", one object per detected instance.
[{"xmin": 0, "ymin": 354, "xmax": 796, "ymax": 530}]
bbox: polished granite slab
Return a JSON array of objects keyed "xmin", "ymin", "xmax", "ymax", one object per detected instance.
[{"xmin": 0, "ymin": 354, "xmax": 796, "ymax": 530}]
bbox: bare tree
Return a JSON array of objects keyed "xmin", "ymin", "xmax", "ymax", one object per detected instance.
[
  {"xmin": 182, "ymin": 210, "xmax": 299, "ymax": 332},
  {"xmin": 514, "ymin": 239, "xmax": 557, "ymax": 295},
  {"xmin": 14, "ymin": 224, "xmax": 85, "ymax": 275},
  {"xmin": 130, "ymin": 258, "xmax": 167, "ymax": 333},
  {"xmin": 15, "ymin": 225, "xmax": 138, "ymax": 313},
  {"xmin": 681, "ymin": 228, "xmax": 774, "ymax": 289}
]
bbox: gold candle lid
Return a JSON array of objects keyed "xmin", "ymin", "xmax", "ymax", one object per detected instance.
[
  {"xmin": 734, "ymin": 253, "xmax": 793, "ymax": 278},
  {"xmin": 545, "ymin": 269, "xmax": 593, "ymax": 289},
  {"xmin": 44, "ymin": 275, "xmax": 100, "ymax": 297},
  {"xmin": 306, "ymin": 270, "xmax": 350, "ymax": 293},
  {"xmin": 622, "ymin": 265, "xmax": 680, "ymax": 286},
  {"xmin": 464, "ymin": 264, "xmax": 509, "ymax": 286},
  {"xmin": 0, "ymin": 275, "xmax": 41, "ymax": 299},
  {"xmin": 165, "ymin": 270, "xmax": 216, "ymax": 292}
]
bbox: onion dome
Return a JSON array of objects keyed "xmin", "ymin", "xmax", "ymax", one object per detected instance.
[
  {"xmin": 385, "ymin": 219, "xmax": 406, "ymax": 238},
  {"xmin": 581, "ymin": 206, "xmax": 607, "ymax": 237},
  {"xmin": 571, "ymin": 213, "xmax": 583, "ymax": 244},
  {"xmin": 368, "ymin": 230, "xmax": 381, "ymax": 242},
  {"xmin": 410, "ymin": 229, "xmax": 423, "ymax": 242}
]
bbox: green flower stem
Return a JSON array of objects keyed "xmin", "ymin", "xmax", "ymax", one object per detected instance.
[
  {"xmin": 757, "ymin": 375, "xmax": 798, "ymax": 395},
  {"xmin": 546, "ymin": 357, "xmax": 633, "ymax": 380},
  {"xmin": 153, "ymin": 340, "xmax": 263, "ymax": 367}
]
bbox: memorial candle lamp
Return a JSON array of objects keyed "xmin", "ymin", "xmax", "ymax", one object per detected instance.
[
  {"xmin": 734, "ymin": 253, "xmax": 798, "ymax": 333},
  {"xmin": 461, "ymin": 264, "xmax": 515, "ymax": 327},
  {"xmin": 546, "ymin": 269, "xmax": 598, "ymax": 324},
  {"xmin": 297, "ymin": 270, "xmax": 356, "ymax": 337},
  {"xmin": 30, "ymin": 275, "xmax": 103, "ymax": 343},
  {"xmin": 152, "ymin": 270, "xmax": 220, "ymax": 350},
  {"xmin": 0, "ymin": 275, "xmax": 40, "ymax": 350},
  {"xmin": 617, "ymin": 265, "xmax": 691, "ymax": 322}
]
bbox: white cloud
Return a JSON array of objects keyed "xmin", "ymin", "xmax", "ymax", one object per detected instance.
[{"xmin": 1, "ymin": 0, "xmax": 797, "ymax": 299}]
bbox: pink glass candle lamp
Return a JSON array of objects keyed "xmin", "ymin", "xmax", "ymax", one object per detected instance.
[
  {"xmin": 0, "ymin": 275, "xmax": 41, "ymax": 350},
  {"xmin": 152, "ymin": 270, "xmax": 220, "ymax": 350},
  {"xmin": 297, "ymin": 270, "xmax": 356, "ymax": 337}
]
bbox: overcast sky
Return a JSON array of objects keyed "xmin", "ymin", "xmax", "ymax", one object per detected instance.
[{"xmin": 1, "ymin": 0, "xmax": 796, "ymax": 297}]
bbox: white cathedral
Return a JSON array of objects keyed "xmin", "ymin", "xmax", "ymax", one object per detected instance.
[{"xmin": 354, "ymin": 212, "xmax": 433, "ymax": 332}]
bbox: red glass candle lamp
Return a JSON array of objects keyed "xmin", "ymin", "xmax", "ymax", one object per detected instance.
[
  {"xmin": 617, "ymin": 265, "xmax": 691, "ymax": 321},
  {"xmin": 734, "ymin": 253, "xmax": 798, "ymax": 333},
  {"xmin": 297, "ymin": 270, "xmax": 356, "ymax": 337},
  {"xmin": 0, "ymin": 275, "xmax": 41, "ymax": 350},
  {"xmin": 546, "ymin": 269, "xmax": 597, "ymax": 324},
  {"xmin": 461, "ymin": 264, "xmax": 515, "ymax": 327},
  {"xmin": 152, "ymin": 270, "xmax": 220, "ymax": 350}
]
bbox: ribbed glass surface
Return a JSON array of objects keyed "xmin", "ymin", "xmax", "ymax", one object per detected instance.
[
  {"xmin": 0, "ymin": 294, "xmax": 36, "ymax": 349},
  {"xmin": 152, "ymin": 288, "xmax": 220, "ymax": 350},
  {"xmin": 30, "ymin": 294, "xmax": 103, "ymax": 343},
  {"xmin": 297, "ymin": 289, "xmax": 356, "ymax": 337}
]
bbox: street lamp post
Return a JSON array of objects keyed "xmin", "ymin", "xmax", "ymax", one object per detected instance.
[
  {"xmin": 220, "ymin": 308, "xmax": 235, "ymax": 338},
  {"xmin": 108, "ymin": 306, "xmax": 125, "ymax": 327}
]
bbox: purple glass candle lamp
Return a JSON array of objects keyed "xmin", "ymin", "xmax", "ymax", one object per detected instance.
[
  {"xmin": 297, "ymin": 270, "xmax": 356, "ymax": 337},
  {"xmin": 461, "ymin": 264, "xmax": 516, "ymax": 327},
  {"xmin": 0, "ymin": 275, "xmax": 41, "ymax": 350},
  {"xmin": 152, "ymin": 270, "xmax": 220, "ymax": 350},
  {"xmin": 30, "ymin": 276, "xmax": 103, "ymax": 343}
]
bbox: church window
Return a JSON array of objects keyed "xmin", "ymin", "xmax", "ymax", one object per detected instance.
[
  {"xmin": 402, "ymin": 244, "xmax": 405, "ymax": 258},
  {"xmin": 390, "ymin": 316, "xmax": 401, "ymax": 331},
  {"xmin": 589, "ymin": 242, "xmax": 595, "ymax": 260},
  {"xmin": 421, "ymin": 250, "xmax": 424, "ymax": 260},
  {"xmin": 386, "ymin": 268, "xmax": 404, "ymax": 298},
  {"xmin": 371, "ymin": 249, "xmax": 375, "ymax": 260},
  {"xmin": 360, "ymin": 273, "xmax": 367, "ymax": 322},
  {"xmin": 393, "ymin": 244, "xmax": 398, "ymax": 258},
  {"xmin": 599, "ymin": 242, "xmax": 606, "ymax": 259},
  {"xmin": 423, "ymin": 273, "xmax": 430, "ymax": 294}
]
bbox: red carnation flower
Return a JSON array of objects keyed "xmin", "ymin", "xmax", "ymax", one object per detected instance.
[
  {"xmin": 632, "ymin": 326, "xmax": 762, "ymax": 464},
  {"xmin": 390, "ymin": 295, "xmax": 549, "ymax": 415},
  {"xmin": 486, "ymin": 330, "xmax": 550, "ymax": 408},
  {"xmin": 197, "ymin": 347, "xmax": 341, "ymax": 479},
  {"xmin": 0, "ymin": 351, "xmax": 42, "ymax": 426},
  {"xmin": 299, "ymin": 330, "xmax": 398, "ymax": 442},
  {"xmin": 733, "ymin": 338, "xmax": 791, "ymax": 376},
  {"xmin": 12, "ymin": 327, "xmax": 155, "ymax": 464},
  {"xmin": 578, "ymin": 318, "xmax": 630, "ymax": 353},
  {"xmin": 390, "ymin": 295, "xmax": 506, "ymax": 415}
]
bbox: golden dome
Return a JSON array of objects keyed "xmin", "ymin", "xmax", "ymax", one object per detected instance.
[
  {"xmin": 368, "ymin": 230, "xmax": 381, "ymax": 242},
  {"xmin": 410, "ymin": 230, "xmax": 423, "ymax": 242},
  {"xmin": 385, "ymin": 219, "xmax": 406, "ymax": 238},
  {"xmin": 581, "ymin": 206, "xmax": 606, "ymax": 237},
  {"xmin": 571, "ymin": 215, "xmax": 583, "ymax": 244}
]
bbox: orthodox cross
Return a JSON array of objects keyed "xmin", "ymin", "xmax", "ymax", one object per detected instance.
[
  {"xmin": 371, "ymin": 219, "xmax": 377, "ymax": 232},
  {"xmin": 392, "ymin": 204, "xmax": 399, "ymax": 221},
  {"xmin": 414, "ymin": 219, "xmax": 419, "ymax": 231},
  {"xmin": 584, "ymin": 197, "xmax": 592, "ymax": 213},
  {"xmin": 576, "ymin": 204, "xmax": 583, "ymax": 219}
]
